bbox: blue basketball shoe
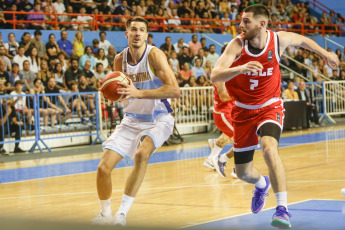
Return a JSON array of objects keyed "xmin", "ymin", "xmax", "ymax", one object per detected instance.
[
  {"xmin": 271, "ymin": 205, "xmax": 292, "ymax": 229},
  {"xmin": 251, "ymin": 176, "xmax": 271, "ymax": 213}
]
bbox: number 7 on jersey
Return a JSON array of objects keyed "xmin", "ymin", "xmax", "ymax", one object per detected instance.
[{"xmin": 250, "ymin": 79, "xmax": 258, "ymax": 90}]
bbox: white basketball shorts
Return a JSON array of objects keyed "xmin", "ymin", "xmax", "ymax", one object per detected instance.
[{"xmin": 102, "ymin": 113, "xmax": 174, "ymax": 159}]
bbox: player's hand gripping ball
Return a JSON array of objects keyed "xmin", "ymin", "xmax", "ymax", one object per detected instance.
[{"xmin": 100, "ymin": 71, "xmax": 130, "ymax": 102}]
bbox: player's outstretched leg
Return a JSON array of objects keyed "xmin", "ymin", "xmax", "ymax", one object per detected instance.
[
  {"xmin": 93, "ymin": 149, "xmax": 123, "ymax": 225},
  {"xmin": 114, "ymin": 136, "xmax": 155, "ymax": 226}
]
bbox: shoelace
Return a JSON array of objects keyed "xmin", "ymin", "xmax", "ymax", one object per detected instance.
[
  {"xmin": 252, "ymin": 189, "xmax": 269, "ymax": 199},
  {"xmin": 275, "ymin": 209, "xmax": 292, "ymax": 218}
]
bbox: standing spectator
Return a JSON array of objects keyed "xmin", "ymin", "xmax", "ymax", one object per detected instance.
[
  {"xmin": 173, "ymin": 38, "xmax": 188, "ymax": 54},
  {"xmin": 192, "ymin": 48, "xmax": 207, "ymax": 67},
  {"xmin": 95, "ymin": 48, "xmax": 111, "ymax": 73},
  {"xmin": 65, "ymin": 57, "xmax": 82, "ymax": 90},
  {"xmin": 206, "ymin": 44, "xmax": 220, "ymax": 67},
  {"xmin": 37, "ymin": 60, "xmax": 52, "ymax": 86},
  {"xmin": 82, "ymin": 61, "xmax": 95, "ymax": 85},
  {"xmin": 147, "ymin": 33, "xmax": 156, "ymax": 46},
  {"xmin": 79, "ymin": 46, "xmax": 96, "ymax": 70},
  {"xmin": 57, "ymin": 30, "xmax": 73, "ymax": 58},
  {"xmin": 4, "ymin": 33, "xmax": 19, "ymax": 59},
  {"xmin": 188, "ymin": 34, "xmax": 202, "ymax": 58},
  {"xmin": 53, "ymin": 62, "xmax": 67, "ymax": 91},
  {"xmin": 177, "ymin": 46, "xmax": 192, "ymax": 69},
  {"xmin": 20, "ymin": 60, "xmax": 36, "ymax": 93},
  {"xmin": 19, "ymin": 32, "xmax": 36, "ymax": 57},
  {"xmin": 99, "ymin": 31, "xmax": 111, "ymax": 56},
  {"xmin": 296, "ymin": 79, "xmax": 319, "ymax": 126},
  {"xmin": 94, "ymin": 63, "xmax": 105, "ymax": 79},
  {"xmin": 179, "ymin": 62, "xmax": 194, "ymax": 87},
  {"xmin": 0, "ymin": 45, "xmax": 11, "ymax": 71},
  {"xmin": 13, "ymin": 46, "xmax": 29, "ymax": 71},
  {"xmin": 53, "ymin": 0, "xmax": 66, "ymax": 21},
  {"xmin": 106, "ymin": 46, "xmax": 117, "ymax": 70},
  {"xmin": 33, "ymin": 30, "xmax": 48, "ymax": 61},
  {"xmin": 46, "ymin": 34, "xmax": 60, "ymax": 65},
  {"xmin": 160, "ymin": 36, "xmax": 175, "ymax": 58},
  {"xmin": 27, "ymin": 3, "xmax": 46, "ymax": 30},
  {"xmin": 73, "ymin": 31, "xmax": 85, "ymax": 58},
  {"xmin": 0, "ymin": 60, "xmax": 11, "ymax": 90},
  {"xmin": 191, "ymin": 58, "xmax": 207, "ymax": 79}
]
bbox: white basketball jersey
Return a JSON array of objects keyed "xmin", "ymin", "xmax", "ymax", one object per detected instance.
[{"xmin": 122, "ymin": 45, "xmax": 172, "ymax": 121}]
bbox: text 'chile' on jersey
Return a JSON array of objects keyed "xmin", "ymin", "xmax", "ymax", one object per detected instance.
[{"xmin": 225, "ymin": 30, "xmax": 281, "ymax": 106}]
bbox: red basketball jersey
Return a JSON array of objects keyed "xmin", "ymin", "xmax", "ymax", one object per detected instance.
[
  {"xmin": 225, "ymin": 30, "xmax": 281, "ymax": 106},
  {"xmin": 213, "ymin": 84, "xmax": 235, "ymax": 113}
]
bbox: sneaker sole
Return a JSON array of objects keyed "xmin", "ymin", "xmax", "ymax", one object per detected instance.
[{"xmin": 271, "ymin": 218, "xmax": 291, "ymax": 229}]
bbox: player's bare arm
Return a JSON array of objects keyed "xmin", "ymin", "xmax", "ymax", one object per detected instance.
[
  {"xmin": 118, "ymin": 48, "xmax": 180, "ymax": 99},
  {"xmin": 214, "ymin": 82, "xmax": 232, "ymax": 102},
  {"xmin": 211, "ymin": 38, "xmax": 263, "ymax": 83},
  {"xmin": 277, "ymin": 31, "xmax": 339, "ymax": 69}
]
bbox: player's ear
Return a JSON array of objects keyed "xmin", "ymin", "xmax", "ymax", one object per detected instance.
[
  {"xmin": 144, "ymin": 32, "xmax": 148, "ymax": 41},
  {"xmin": 125, "ymin": 30, "xmax": 128, "ymax": 39},
  {"xmin": 260, "ymin": 20, "xmax": 267, "ymax": 28}
]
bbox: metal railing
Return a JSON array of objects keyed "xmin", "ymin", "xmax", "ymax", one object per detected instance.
[{"xmin": 323, "ymin": 80, "xmax": 345, "ymax": 123}]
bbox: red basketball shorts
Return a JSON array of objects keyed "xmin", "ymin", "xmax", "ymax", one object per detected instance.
[
  {"xmin": 213, "ymin": 111, "xmax": 234, "ymax": 139},
  {"xmin": 231, "ymin": 100, "xmax": 285, "ymax": 152}
]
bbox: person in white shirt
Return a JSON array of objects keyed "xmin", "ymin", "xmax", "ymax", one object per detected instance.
[
  {"xmin": 75, "ymin": 7, "xmax": 93, "ymax": 30},
  {"xmin": 0, "ymin": 45, "xmax": 11, "ymax": 71},
  {"xmin": 206, "ymin": 44, "xmax": 220, "ymax": 68},
  {"xmin": 53, "ymin": 0, "xmax": 66, "ymax": 21},
  {"xmin": 93, "ymin": 63, "xmax": 105, "ymax": 79},
  {"xmin": 99, "ymin": 31, "xmax": 112, "ymax": 56},
  {"xmin": 12, "ymin": 46, "xmax": 29, "ymax": 71},
  {"xmin": 10, "ymin": 80, "xmax": 32, "ymax": 124}
]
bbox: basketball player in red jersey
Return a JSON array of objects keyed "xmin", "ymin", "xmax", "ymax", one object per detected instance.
[{"xmin": 211, "ymin": 5, "xmax": 339, "ymax": 229}]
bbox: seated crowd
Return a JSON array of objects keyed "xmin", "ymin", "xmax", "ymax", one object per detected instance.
[{"xmin": 0, "ymin": 0, "xmax": 344, "ymax": 36}]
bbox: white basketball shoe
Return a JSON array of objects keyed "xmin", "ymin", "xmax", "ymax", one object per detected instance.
[
  {"xmin": 114, "ymin": 212, "xmax": 126, "ymax": 226},
  {"xmin": 92, "ymin": 212, "xmax": 114, "ymax": 225}
]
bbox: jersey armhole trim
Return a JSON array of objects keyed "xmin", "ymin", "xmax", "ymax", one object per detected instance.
[
  {"xmin": 233, "ymin": 36, "xmax": 244, "ymax": 62},
  {"xmin": 148, "ymin": 47, "xmax": 157, "ymax": 76}
]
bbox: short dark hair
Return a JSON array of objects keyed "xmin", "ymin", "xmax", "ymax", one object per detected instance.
[
  {"xmin": 34, "ymin": 30, "xmax": 42, "ymax": 36},
  {"xmin": 221, "ymin": 44, "xmax": 228, "ymax": 54},
  {"xmin": 85, "ymin": 46, "xmax": 93, "ymax": 53},
  {"xmin": 93, "ymin": 39, "xmax": 99, "ymax": 44},
  {"xmin": 14, "ymin": 80, "xmax": 23, "ymax": 86},
  {"xmin": 99, "ymin": 31, "xmax": 106, "ymax": 36},
  {"xmin": 148, "ymin": 33, "xmax": 153, "ymax": 38},
  {"xmin": 12, "ymin": 62, "xmax": 19, "ymax": 67},
  {"xmin": 200, "ymin": 38, "xmax": 206, "ymax": 42},
  {"xmin": 244, "ymin": 5, "xmax": 270, "ymax": 20},
  {"xmin": 96, "ymin": 63, "xmax": 103, "ymax": 68},
  {"xmin": 126, "ymin": 16, "xmax": 149, "ymax": 31}
]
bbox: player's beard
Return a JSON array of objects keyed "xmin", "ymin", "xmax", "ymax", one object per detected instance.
[{"xmin": 242, "ymin": 25, "xmax": 259, "ymax": 41}]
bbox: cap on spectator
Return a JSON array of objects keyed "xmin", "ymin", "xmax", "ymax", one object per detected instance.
[{"xmin": 14, "ymin": 80, "xmax": 23, "ymax": 86}]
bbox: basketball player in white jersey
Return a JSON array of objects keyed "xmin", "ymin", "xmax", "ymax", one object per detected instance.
[{"xmin": 93, "ymin": 17, "xmax": 180, "ymax": 226}]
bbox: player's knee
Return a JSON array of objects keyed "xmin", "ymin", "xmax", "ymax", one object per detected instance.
[
  {"xmin": 262, "ymin": 146, "xmax": 278, "ymax": 162},
  {"xmin": 97, "ymin": 162, "xmax": 112, "ymax": 176},
  {"xmin": 134, "ymin": 151, "xmax": 150, "ymax": 164}
]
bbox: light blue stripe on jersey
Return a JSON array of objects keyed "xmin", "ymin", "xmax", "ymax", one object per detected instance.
[
  {"xmin": 133, "ymin": 80, "xmax": 156, "ymax": 90},
  {"xmin": 153, "ymin": 79, "xmax": 163, "ymax": 88},
  {"xmin": 125, "ymin": 110, "xmax": 169, "ymax": 121}
]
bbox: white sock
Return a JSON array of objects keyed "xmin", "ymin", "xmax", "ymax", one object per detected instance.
[
  {"xmin": 219, "ymin": 153, "xmax": 230, "ymax": 163},
  {"xmin": 100, "ymin": 199, "xmax": 112, "ymax": 216},
  {"xmin": 209, "ymin": 145, "xmax": 222, "ymax": 158},
  {"xmin": 117, "ymin": 194, "xmax": 135, "ymax": 216},
  {"xmin": 275, "ymin": 192, "xmax": 288, "ymax": 210},
  {"xmin": 255, "ymin": 176, "xmax": 266, "ymax": 189}
]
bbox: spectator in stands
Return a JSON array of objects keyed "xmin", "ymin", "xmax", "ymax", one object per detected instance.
[
  {"xmin": 60, "ymin": 5, "xmax": 74, "ymax": 30},
  {"xmin": 57, "ymin": 30, "xmax": 73, "ymax": 58},
  {"xmin": 200, "ymin": 37, "xmax": 209, "ymax": 53},
  {"xmin": 180, "ymin": 12, "xmax": 192, "ymax": 30},
  {"xmin": 53, "ymin": 62, "xmax": 67, "ymax": 91},
  {"xmin": 310, "ymin": 58, "xmax": 321, "ymax": 81},
  {"xmin": 0, "ymin": 10, "xmax": 8, "ymax": 29},
  {"xmin": 92, "ymin": 39, "xmax": 100, "ymax": 54},
  {"xmin": 57, "ymin": 52, "xmax": 68, "ymax": 72},
  {"xmin": 18, "ymin": 0, "xmax": 33, "ymax": 17},
  {"xmin": 27, "ymin": 47, "xmax": 41, "ymax": 75},
  {"xmin": 94, "ymin": 63, "xmax": 105, "ymax": 79},
  {"xmin": 178, "ymin": 0, "xmax": 193, "ymax": 17},
  {"xmin": 203, "ymin": 60, "xmax": 212, "ymax": 81},
  {"xmin": 136, "ymin": 0, "xmax": 147, "ymax": 16},
  {"xmin": 106, "ymin": 46, "xmax": 116, "ymax": 71},
  {"xmin": 177, "ymin": 46, "xmax": 192, "ymax": 69},
  {"xmin": 42, "ymin": 5, "xmax": 53, "ymax": 30},
  {"xmin": 4, "ymin": 4, "xmax": 25, "ymax": 29},
  {"xmin": 98, "ymin": 0, "xmax": 112, "ymax": 30},
  {"xmin": 73, "ymin": 31, "xmax": 85, "ymax": 58},
  {"xmin": 206, "ymin": 44, "xmax": 219, "ymax": 68},
  {"xmin": 82, "ymin": 60, "xmax": 95, "ymax": 86},
  {"xmin": 99, "ymin": 31, "xmax": 111, "ymax": 56},
  {"xmin": 19, "ymin": 32, "xmax": 36, "ymax": 57},
  {"xmin": 4, "ymin": 33, "xmax": 18, "ymax": 60},
  {"xmin": 291, "ymin": 48, "xmax": 306, "ymax": 76},
  {"xmin": 95, "ymin": 48, "xmax": 111, "ymax": 73},
  {"xmin": 113, "ymin": 0, "xmax": 130, "ymax": 22},
  {"xmin": 33, "ymin": 30, "xmax": 48, "ymax": 61},
  {"xmin": 192, "ymin": 48, "xmax": 206, "ymax": 67},
  {"xmin": 167, "ymin": 8, "xmax": 184, "ymax": 33},
  {"xmin": 188, "ymin": 34, "xmax": 202, "ymax": 58},
  {"xmin": 184, "ymin": 75, "xmax": 197, "ymax": 87},
  {"xmin": 179, "ymin": 62, "xmax": 194, "ymax": 87},
  {"xmin": 46, "ymin": 34, "xmax": 60, "ymax": 66},
  {"xmin": 53, "ymin": 0, "xmax": 66, "ymax": 21},
  {"xmin": 0, "ymin": 45, "xmax": 11, "ymax": 71},
  {"xmin": 160, "ymin": 36, "xmax": 175, "ymax": 58},
  {"xmin": 168, "ymin": 51, "xmax": 180, "ymax": 79},
  {"xmin": 195, "ymin": 0, "xmax": 211, "ymax": 19},
  {"xmin": 10, "ymin": 80, "xmax": 32, "ymax": 127},
  {"xmin": 173, "ymin": 38, "xmax": 188, "ymax": 54},
  {"xmin": 0, "ymin": 96, "xmax": 25, "ymax": 154},
  {"xmin": 78, "ymin": 74, "xmax": 96, "ymax": 114},
  {"xmin": 192, "ymin": 58, "xmax": 207, "ymax": 79},
  {"xmin": 79, "ymin": 46, "xmax": 96, "ymax": 70},
  {"xmin": 0, "ymin": 60, "xmax": 11, "ymax": 91},
  {"xmin": 147, "ymin": 34, "xmax": 156, "ymax": 46},
  {"xmin": 296, "ymin": 79, "xmax": 319, "ymax": 126},
  {"xmin": 13, "ymin": 46, "xmax": 29, "ymax": 71},
  {"xmin": 282, "ymin": 80, "xmax": 299, "ymax": 100},
  {"xmin": 75, "ymin": 6, "xmax": 93, "ymax": 31},
  {"xmin": 37, "ymin": 60, "xmax": 52, "ymax": 86},
  {"xmin": 68, "ymin": 80, "xmax": 91, "ymax": 118},
  {"xmin": 330, "ymin": 69, "xmax": 339, "ymax": 80},
  {"xmin": 20, "ymin": 60, "xmax": 35, "ymax": 93},
  {"xmin": 44, "ymin": 77, "xmax": 71, "ymax": 114},
  {"xmin": 65, "ymin": 57, "xmax": 82, "ymax": 90},
  {"xmin": 69, "ymin": 0, "xmax": 83, "ymax": 13},
  {"xmin": 338, "ymin": 69, "xmax": 345, "ymax": 81},
  {"xmin": 27, "ymin": 3, "xmax": 46, "ymax": 30}
]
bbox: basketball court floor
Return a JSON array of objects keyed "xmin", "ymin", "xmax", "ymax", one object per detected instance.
[{"xmin": 0, "ymin": 125, "xmax": 344, "ymax": 229}]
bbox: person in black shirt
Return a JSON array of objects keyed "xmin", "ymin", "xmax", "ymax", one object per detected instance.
[
  {"xmin": 45, "ymin": 77, "xmax": 71, "ymax": 119},
  {"xmin": 78, "ymin": 75, "xmax": 96, "ymax": 114},
  {"xmin": 296, "ymin": 79, "xmax": 319, "ymax": 126},
  {"xmin": 0, "ymin": 96, "xmax": 25, "ymax": 154},
  {"xmin": 19, "ymin": 32, "xmax": 36, "ymax": 57},
  {"xmin": 82, "ymin": 60, "xmax": 95, "ymax": 85},
  {"xmin": 65, "ymin": 57, "xmax": 82, "ymax": 90},
  {"xmin": 177, "ymin": 46, "xmax": 192, "ymax": 69},
  {"xmin": 160, "ymin": 36, "xmax": 175, "ymax": 58},
  {"xmin": 46, "ymin": 34, "xmax": 60, "ymax": 64}
]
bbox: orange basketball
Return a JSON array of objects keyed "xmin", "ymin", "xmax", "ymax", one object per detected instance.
[{"xmin": 100, "ymin": 71, "xmax": 130, "ymax": 102}]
